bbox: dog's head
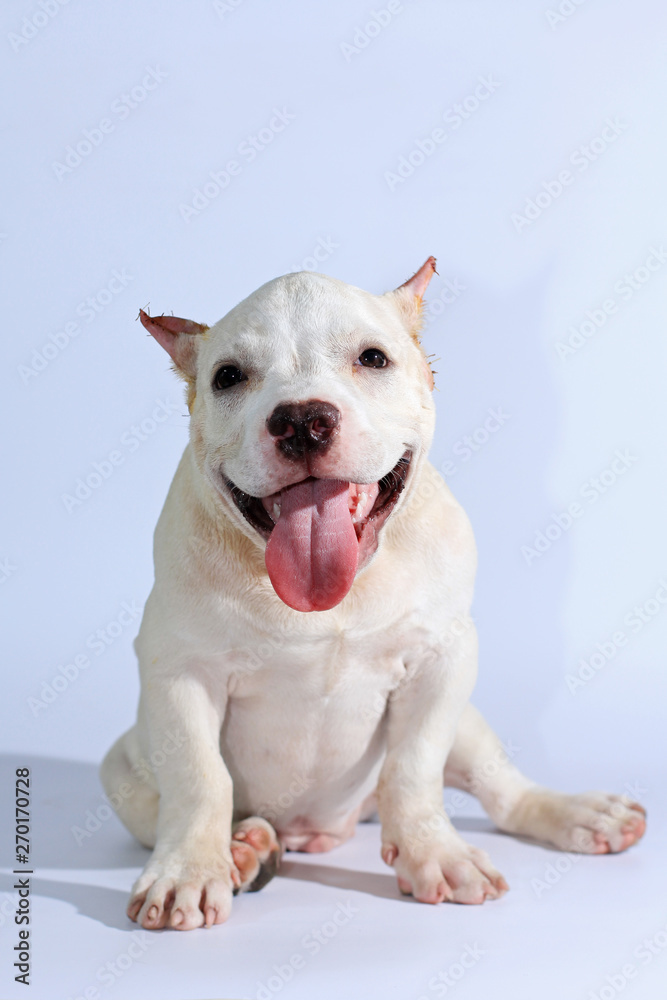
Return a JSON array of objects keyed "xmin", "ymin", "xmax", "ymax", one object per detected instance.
[{"xmin": 140, "ymin": 258, "xmax": 437, "ymax": 613}]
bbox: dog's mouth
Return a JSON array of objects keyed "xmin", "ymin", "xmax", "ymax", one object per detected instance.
[{"xmin": 225, "ymin": 451, "xmax": 412, "ymax": 612}]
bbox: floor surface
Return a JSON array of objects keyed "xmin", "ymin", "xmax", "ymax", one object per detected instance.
[{"xmin": 0, "ymin": 755, "xmax": 664, "ymax": 1000}]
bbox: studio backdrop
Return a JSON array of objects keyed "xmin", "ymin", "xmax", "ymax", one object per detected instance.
[{"xmin": 2, "ymin": 2, "xmax": 666, "ymax": 999}]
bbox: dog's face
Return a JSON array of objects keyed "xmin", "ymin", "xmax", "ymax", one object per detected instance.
[{"xmin": 141, "ymin": 259, "xmax": 437, "ymax": 612}]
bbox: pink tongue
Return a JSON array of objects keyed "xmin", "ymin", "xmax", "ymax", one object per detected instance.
[{"xmin": 265, "ymin": 479, "xmax": 359, "ymax": 612}]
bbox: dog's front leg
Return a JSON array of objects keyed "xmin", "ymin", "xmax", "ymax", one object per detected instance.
[
  {"xmin": 127, "ymin": 669, "xmax": 235, "ymax": 930},
  {"xmin": 377, "ymin": 625, "xmax": 508, "ymax": 905}
]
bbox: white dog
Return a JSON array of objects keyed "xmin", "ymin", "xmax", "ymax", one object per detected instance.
[{"xmin": 101, "ymin": 258, "xmax": 646, "ymax": 930}]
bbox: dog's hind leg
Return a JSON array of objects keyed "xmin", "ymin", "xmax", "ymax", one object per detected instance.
[
  {"xmin": 444, "ymin": 704, "xmax": 646, "ymax": 854},
  {"xmin": 230, "ymin": 817, "xmax": 282, "ymax": 894},
  {"xmin": 100, "ymin": 728, "xmax": 160, "ymax": 849}
]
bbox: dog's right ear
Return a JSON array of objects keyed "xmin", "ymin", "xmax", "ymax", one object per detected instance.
[
  {"xmin": 387, "ymin": 257, "xmax": 437, "ymax": 389},
  {"xmin": 138, "ymin": 310, "xmax": 209, "ymax": 380}
]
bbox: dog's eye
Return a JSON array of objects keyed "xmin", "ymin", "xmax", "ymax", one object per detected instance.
[
  {"xmin": 213, "ymin": 365, "xmax": 247, "ymax": 390},
  {"xmin": 357, "ymin": 348, "xmax": 388, "ymax": 368}
]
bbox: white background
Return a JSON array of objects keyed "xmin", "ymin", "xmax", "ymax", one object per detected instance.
[{"xmin": 1, "ymin": 1, "xmax": 666, "ymax": 998}]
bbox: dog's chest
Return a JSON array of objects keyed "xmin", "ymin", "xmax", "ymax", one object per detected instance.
[
  {"xmin": 220, "ymin": 623, "xmax": 420, "ymax": 798},
  {"xmin": 228, "ymin": 623, "xmax": 409, "ymax": 713}
]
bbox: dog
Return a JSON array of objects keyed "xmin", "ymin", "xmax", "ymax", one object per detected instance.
[{"xmin": 101, "ymin": 258, "xmax": 646, "ymax": 930}]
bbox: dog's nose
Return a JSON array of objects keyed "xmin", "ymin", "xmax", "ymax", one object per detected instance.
[{"xmin": 266, "ymin": 400, "xmax": 340, "ymax": 460}]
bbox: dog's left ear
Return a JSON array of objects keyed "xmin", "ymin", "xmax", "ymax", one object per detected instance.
[
  {"xmin": 138, "ymin": 310, "xmax": 209, "ymax": 380},
  {"xmin": 388, "ymin": 256, "xmax": 437, "ymax": 388}
]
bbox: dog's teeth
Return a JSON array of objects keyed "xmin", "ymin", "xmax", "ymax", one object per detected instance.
[
  {"xmin": 273, "ymin": 503, "xmax": 281, "ymax": 521},
  {"xmin": 351, "ymin": 491, "xmax": 369, "ymax": 524}
]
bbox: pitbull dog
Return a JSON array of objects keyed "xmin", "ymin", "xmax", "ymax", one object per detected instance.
[{"xmin": 101, "ymin": 258, "xmax": 646, "ymax": 930}]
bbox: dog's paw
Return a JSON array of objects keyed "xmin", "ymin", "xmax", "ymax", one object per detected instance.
[
  {"xmin": 127, "ymin": 855, "xmax": 235, "ymax": 930},
  {"xmin": 382, "ymin": 833, "xmax": 509, "ymax": 905},
  {"xmin": 503, "ymin": 789, "xmax": 647, "ymax": 854},
  {"xmin": 230, "ymin": 816, "xmax": 282, "ymax": 893}
]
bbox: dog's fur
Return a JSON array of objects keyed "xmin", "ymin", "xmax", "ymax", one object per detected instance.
[{"xmin": 101, "ymin": 259, "xmax": 645, "ymax": 930}]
